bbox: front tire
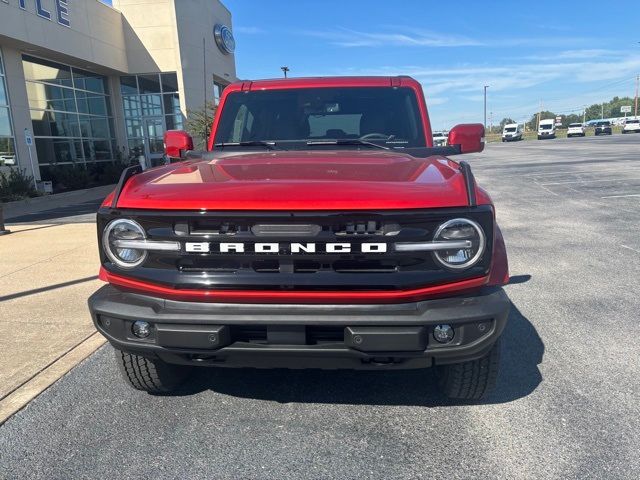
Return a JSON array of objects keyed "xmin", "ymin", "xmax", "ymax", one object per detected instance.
[
  {"xmin": 436, "ymin": 339, "xmax": 501, "ymax": 400},
  {"xmin": 115, "ymin": 349, "xmax": 191, "ymax": 394}
]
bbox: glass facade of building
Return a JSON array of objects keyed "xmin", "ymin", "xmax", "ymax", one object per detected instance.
[
  {"xmin": 22, "ymin": 55, "xmax": 116, "ymax": 167},
  {"xmin": 0, "ymin": 49, "xmax": 16, "ymax": 166},
  {"xmin": 120, "ymin": 73, "xmax": 182, "ymax": 160}
]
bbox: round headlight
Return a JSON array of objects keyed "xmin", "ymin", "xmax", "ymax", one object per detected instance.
[
  {"xmin": 433, "ymin": 218, "xmax": 486, "ymax": 270},
  {"xmin": 102, "ymin": 219, "xmax": 147, "ymax": 269}
]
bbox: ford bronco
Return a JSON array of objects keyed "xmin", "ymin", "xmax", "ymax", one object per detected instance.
[{"xmin": 89, "ymin": 76, "xmax": 510, "ymax": 400}]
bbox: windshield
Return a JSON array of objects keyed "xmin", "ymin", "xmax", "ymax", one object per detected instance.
[
  {"xmin": 540, "ymin": 124, "xmax": 553, "ymax": 130},
  {"xmin": 626, "ymin": 120, "xmax": 639, "ymax": 124},
  {"xmin": 504, "ymin": 127, "xmax": 517, "ymax": 132},
  {"xmin": 596, "ymin": 122, "xmax": 609, "ymax": 126},
  {"xmin": 213, "ymin": 87, "xmax": 426, "ymax": 149},
  {"xmin": 569, "ymin": 123, "xmax": 582, "ymax": 127}
]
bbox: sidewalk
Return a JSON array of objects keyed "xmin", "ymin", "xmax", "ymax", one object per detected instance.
[
  {"xmin": 0, "ymin": 188, "xmax": 112, "ymax": 423},
  {"xmin": 3, "ymin": 184, "xmax": 115, "ymax": 224}
]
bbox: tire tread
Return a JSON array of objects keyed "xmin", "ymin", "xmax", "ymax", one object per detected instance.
[
  {"xmin": 116, "ymin": 350, "xmax": 188, "ymax": 394},
  {"xmin": 437, "ymin": 339, "xmax": 500, "ymax": 400}
]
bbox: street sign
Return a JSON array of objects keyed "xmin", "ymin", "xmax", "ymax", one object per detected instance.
[
  {"xmin": 555, "ymin": 116, "xmax": 562, "ymax": 126},
  {"xmin": 24, "ymin": 128, "xmax": 37, "ymax": 189},
  {"xmin": 621, "ymin": 106, "xmax": 632, "ymax": 113},
  {"xmin": 24, "ymin": 128, "xmax": 33, "ymax": 146}
]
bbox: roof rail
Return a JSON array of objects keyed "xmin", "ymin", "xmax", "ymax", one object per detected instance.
[{"xmin": 110, "ymin": 165, "xmax": 142, "ymax": 209}]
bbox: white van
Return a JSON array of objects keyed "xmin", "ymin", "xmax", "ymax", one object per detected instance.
[
  {"xmin": 502, "ymin": 123, "xmax": 523, "ymax": 142},
  {"xmin": 537, "ymin": 119, "xmax": 556, "ymax": 140}
]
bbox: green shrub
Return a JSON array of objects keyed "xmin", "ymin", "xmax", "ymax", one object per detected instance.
[
  {"xmin": 0, "ymin": 168, "xmax": 37, "ymax": 202},
  {"xmin": 93, "ymin": 161, "xmax": 128, "ymax": 185},
  {"xmin": 43, "ymin": 163, "xmax": 95, "ymax": 191}
]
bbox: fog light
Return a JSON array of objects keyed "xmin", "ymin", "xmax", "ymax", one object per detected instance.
[
  {"xmin": 132, "ymin": 321, "xmax": 151, "ymax": 338},
  {"xmin": 433, "ymin": 324, "xmax": 454, "ymax": 344}
]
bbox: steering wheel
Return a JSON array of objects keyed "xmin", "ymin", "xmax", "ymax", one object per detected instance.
[{"xmin": 360, "ymin": 133, "xmax": 390, "ymax": 140}]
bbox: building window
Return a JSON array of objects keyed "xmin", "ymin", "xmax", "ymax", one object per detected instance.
[
  {"xmin": 0, "ymin": 49, "xmax": 16, "ymax": 167},
  {"xmin": 22, "ymin": 55, "xmax": 116, "ymax": 168},
  {"xmin": 213, "ymin": 81, "xmax": 226, "ymax": 106},
  {"xmin": 120, "ymin": 73, "xmax": 182, "ymax": 160}
]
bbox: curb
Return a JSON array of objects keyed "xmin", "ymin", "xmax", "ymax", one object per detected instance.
[
  {"xmin": 1, "ymin": 184, "xmax": 116, "ymax": 209},
  {"xmin": 0, "ymin": 333, "xmax": 106, "ymax": 426}
]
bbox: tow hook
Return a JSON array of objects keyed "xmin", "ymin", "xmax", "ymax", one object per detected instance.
[{"xmin": 367, "ymin": 357, "xmax": 398, "ymax": 366}]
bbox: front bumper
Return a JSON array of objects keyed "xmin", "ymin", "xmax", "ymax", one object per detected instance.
[{"xmin": 89, "ymin": 285, "xmax": 510, "ymax": 370}]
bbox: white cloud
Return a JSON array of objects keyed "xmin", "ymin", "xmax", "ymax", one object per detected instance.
[
  {"xmin": 425, "ymin": 96, "xmax": 449, "ymax": 106},
  {"xmin": 302, "ymin": 28, "xmax": 483, "ymax": 48},
  {"xmin": 234, "ymin": 26, "xmax": 265, "ymax": 35},
  {"xmin": 527, "ymin": 49, "xmax": 624, "ymax": 61}
]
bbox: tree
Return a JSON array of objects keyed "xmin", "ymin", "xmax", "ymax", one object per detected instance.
[
  {"xmin": 526, "ymin": 111, "xmax": 556, "ymax": 131},
  {"xmin": 186, "ymin": 104, "xmax": 217, "ymax": 149},
  {"xmin": 499, "ymin": 117, "xmax": 515, "ymax": 128},
  {"xmin": 584, "ymin": 96, "xmax": 635, "ymax": 122}
]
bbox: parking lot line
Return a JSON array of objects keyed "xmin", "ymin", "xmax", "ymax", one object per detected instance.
[
  {"xmin": 539, "ymin": 177, "xmax": 640, "ymax": 186},
  {"xmin": 600, "ymin": 193, "xmax": 640, "ymax": 199}
]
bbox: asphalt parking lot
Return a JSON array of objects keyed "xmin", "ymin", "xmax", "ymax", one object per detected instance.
[{"xmin": 1, "ymin": 133, "xmax": 639, "ymax": 479}]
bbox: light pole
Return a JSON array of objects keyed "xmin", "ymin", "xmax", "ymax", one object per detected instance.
[
  {"xmin": 281, "ymin": 66, "xmax": 290, "ymax": 78},
  {"xmin": 635, "ymin": 74, "xmax": 639, "ymax": 117},
  {"xmin": 483, "ymin": 85, "xmax": 489, "ymax": 132}
]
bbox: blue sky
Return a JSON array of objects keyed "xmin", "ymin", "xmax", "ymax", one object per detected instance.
[{"xmin": 224, "ymin": 0, "xmax": 640, "ymax": 129}]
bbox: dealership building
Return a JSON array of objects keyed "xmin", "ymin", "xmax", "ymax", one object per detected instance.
[{"xmin": 0, "ymin": 0, "xmax": 237, "ymax": 182}]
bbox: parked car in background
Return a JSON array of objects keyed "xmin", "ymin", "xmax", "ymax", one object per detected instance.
[
  {"xmin": 594, "ymin": 120, "xmax": 612, "ymax": 136},
  {"xmin": 567, "ymin": 123, "xmax": 586, "ymax": 137},
  {"xmin": 537, "ymin": 119, "xmax": 556, "ymax": 139},
  {"xmin": 501, "ymin": 123, "xmax": 523, "ymax": 142},
  {"xmin": 622, "ymin": 118, "xmax": 640, "ymax": 134},
  {"xmin": 0, "ymin": 154, "xmax": 16, "ymax": 166},
  {"xmin": 432, "ymin": 131, "xmax": 448, "ymax": 146}
]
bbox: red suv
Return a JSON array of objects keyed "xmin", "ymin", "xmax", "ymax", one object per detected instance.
[{"xmin": 89, "ymin": 76, "xmax": 510, "ymax": 400}]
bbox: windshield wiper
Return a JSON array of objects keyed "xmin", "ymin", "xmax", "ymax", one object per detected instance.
[
  {"xmin": 306, "ymin": 139, "xmax": 390, "ymax": 150},
  {"xmin": 214, "ymin": 141, "xmax": 278, "ymax": 150}
]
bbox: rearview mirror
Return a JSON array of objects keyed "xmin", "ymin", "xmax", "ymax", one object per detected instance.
[
  {"xmin": 164, "ymin": 130, "xmax": 194, "ymax": 159},
  {"xmin": 447, "ymin": 124, "xmax": 485, "ymax": 154}
]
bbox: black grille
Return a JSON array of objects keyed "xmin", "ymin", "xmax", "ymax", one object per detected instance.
[{"xmin": 98, "ymin": 206, "xmax": 494, "ymax": 291}]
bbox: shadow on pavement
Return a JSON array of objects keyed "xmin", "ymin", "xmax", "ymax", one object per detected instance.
[
  {"xmin": 508, "ymin": 274, "xmax": 531, "ymax": 285},
  {"xmin": 0, "ymin": 276, "xmax": 98, "ymax": 302},
  {"xmin": 175, "ymin": 302, "xmax": 544, "ymax": 407},
  {"xmin": 6, "ymin": 199, "xmax": 102, "ymax": 223}
]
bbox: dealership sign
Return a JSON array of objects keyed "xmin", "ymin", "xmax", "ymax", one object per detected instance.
[
  {"xmin": 621, "ymin": 106, "xmax": 632, "ymax": 114},
  {"xmin": 0, "ymin": 0, "xmax": 70, "ymax": 27},
  {"xmin": 214, "ymin": 24, "xmax": 235, "ymax": 54}
]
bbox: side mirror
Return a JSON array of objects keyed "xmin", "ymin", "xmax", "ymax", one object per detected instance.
[
  {"xmin": 447, "ymin": 123, "xmax": 485, "ymax": 154},
  {"xmin": 164, "ymin": 130, "xmax": 194, "ymax": 159}
]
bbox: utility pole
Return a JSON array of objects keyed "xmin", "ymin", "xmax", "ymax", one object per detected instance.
[
  {"xmin": 489, "ymin": 111, "xmax": 493, "ymax": 134},
  {"xmin": 483, "ymin": 85, "xmax": 488, "ymax": 131},
  {"xmin": 583, "ymin": 107, "xmax": 586, "ymax": 124},
  {"xmin": 601, "ymin": 103, "xmax": 604, "ymax": 120},
  {"xmin": 281, "ymin": 66, "xmax": 290, "ymax": 78},
  {"xmin": 537, "ymin": 100, "xmax": 543, "ymax": 130},
  {"xmin": 635, "ymin": 74, "xmax": 639, "ymax": 117}
]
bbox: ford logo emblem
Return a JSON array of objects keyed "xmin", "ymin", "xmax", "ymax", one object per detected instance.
[{"xmin": 214, "ymin": 24, "xmax": 235, "ymax": 55}]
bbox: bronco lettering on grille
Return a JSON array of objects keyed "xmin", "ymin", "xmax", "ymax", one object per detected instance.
[{"xmin": 184, "ymin": 242, "xmax": 388, "ymax": 254}]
